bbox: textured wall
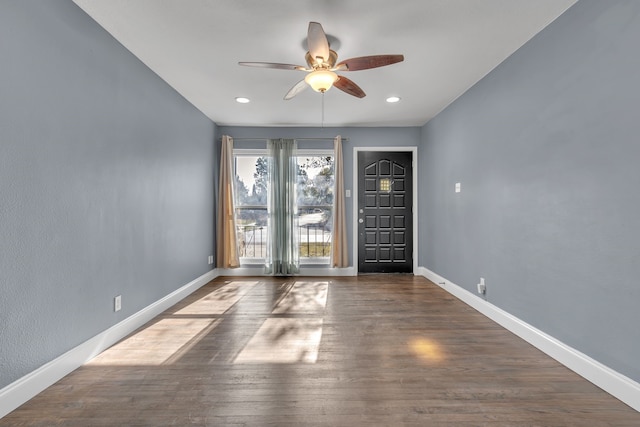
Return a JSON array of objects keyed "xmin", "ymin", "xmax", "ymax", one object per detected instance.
[
  {"xmin": 0, "ymin": 1, "xmax": 215, "ymax": 388},
  {"xmin": 419, "ymin": 0, "xmax": 640, "ymax": 382},
  {"xmin": 217, "ymin": 126, "xmax": 421, "ymax": 267}
]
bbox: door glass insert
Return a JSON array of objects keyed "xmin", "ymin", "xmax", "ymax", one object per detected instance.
[{"xmin": 379, "ymin": 178, "xmax": 392, "ymax": 193}]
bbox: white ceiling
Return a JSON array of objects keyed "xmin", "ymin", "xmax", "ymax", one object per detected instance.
[{"xmin": 72, "ymin": 0, "xmax": 577, "ymax": 128}]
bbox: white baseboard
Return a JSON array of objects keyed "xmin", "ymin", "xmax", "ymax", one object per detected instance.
[
  {"xmin": 300, "ymin": 266, "xmax": 357, "ymax": 276},
  {"xmin": 0, "ymin": 269, "xmax": 219, "ymax": 419},
  {"xmin": 217, "ymin": 267, "xmax": 265, "ymax": 276},
  {"xmin": 218, "ymin": 266, "xmax": 357, "ymax": 277},
  {"xmin": 417, "ymin": 266, "xmax": 640, "ymax": 412}
]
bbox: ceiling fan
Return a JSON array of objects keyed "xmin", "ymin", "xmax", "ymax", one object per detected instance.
[{"xmin": 239, "ymin": 22, "xmax": 404, "ymax": 100}]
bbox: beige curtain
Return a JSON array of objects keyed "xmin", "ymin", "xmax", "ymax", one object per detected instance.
[
  {"xmin": 216, "ymin": 135, "xmax": 240, "ymax": 268},
  {"xmin": 330, "ymin": 135, "xmax": 348, "ymax": 267}
]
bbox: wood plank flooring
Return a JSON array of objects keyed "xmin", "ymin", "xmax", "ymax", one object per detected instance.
[{"xmin": 3, "ymin": 275, "xmax": 639, "ymax": 426}]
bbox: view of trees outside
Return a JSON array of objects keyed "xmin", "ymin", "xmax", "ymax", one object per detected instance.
[
  {"xmin": 235, "ymin": 156, "xmax": 268, "ymax": 208},
  {"xmin": 234, "ymin": 155, "xmax": 335, "ymax": 260}
]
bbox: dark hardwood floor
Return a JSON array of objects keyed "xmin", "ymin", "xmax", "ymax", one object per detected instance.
[{"xmin": 3, "ymin": 275, "xmax": 639, "ymax": 426}]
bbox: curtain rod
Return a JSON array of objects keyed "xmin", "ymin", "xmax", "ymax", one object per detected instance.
[{"xmin": 221, "ymin": 137, "xmax": 348, "ymax": 142}]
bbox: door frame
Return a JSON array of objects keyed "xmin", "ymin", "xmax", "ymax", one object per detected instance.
[{"xmin": 352, "ymin": 147, "xmax": 418, "ymax": 274}]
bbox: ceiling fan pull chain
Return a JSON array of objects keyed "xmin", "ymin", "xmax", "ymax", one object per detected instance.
[{"xmin": 321, "ymin": 92, "xmax": 325, "ymax": 128}]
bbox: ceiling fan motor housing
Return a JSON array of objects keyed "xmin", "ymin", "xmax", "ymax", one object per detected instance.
[{"xmin": 305, "ymin": 49, "xmax": 338, "ymax": 69}]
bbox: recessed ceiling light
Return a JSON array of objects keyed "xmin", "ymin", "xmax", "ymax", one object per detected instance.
[
  {"xmin": 386, "ymin": 96, "xmax": 401, "ymax": 103},
  {"xmin": 235, "ymin": 97, "xmax": 250, "ymax": 104}
]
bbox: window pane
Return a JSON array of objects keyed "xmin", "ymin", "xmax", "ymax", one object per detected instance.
[
  {"xmin": 234, "ymin": 155, "xmax": 269, "ymax": 260},
  {"xmin": 236, "ymin": 208, "xmax": 268, "ymax": 259},
  {"xmin": 235, "ymin": 156, "xmax": 268, "ymax": 207},
  {"xmin": 296, "ymin": 155, "xmax": 334, "ymax": 206},
  {"xmin": 297, "ymin": 156, "xmax": 334, "ymax": 259},
  {"xmin": 297, "ymin": 210, "xmax": 332, "ymax": 258}
]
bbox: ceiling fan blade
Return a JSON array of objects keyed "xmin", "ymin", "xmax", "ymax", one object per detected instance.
[
  {"xmin": 336, "ymin": 54, "xmax": 404, "ymax": 71},
  {"xmin": 307, "ymin": 22, "xmax": 330, "ymax": 65},
  {"xmin": 334, "ymin": 76, "xmax": 366, "ymax": 98},
  {"xmin": 284, "ymin": 79, "xmax": 309, "ymax": 100},
  {"xmin": 238, "ymin": 62, "xmax": 307, "ymax": 71}
]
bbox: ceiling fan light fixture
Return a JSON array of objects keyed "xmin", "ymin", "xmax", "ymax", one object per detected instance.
[{"xmin": 305, "ymin": 69, "xmax": 338, "ymax": 93}]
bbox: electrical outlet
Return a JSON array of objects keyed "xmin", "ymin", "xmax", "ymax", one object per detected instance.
[
  {"xmin": 114, "ymin": 295, "xmax": 122, "ymax": 312},
  {"xmin": 208, "ymin": 255, "xmax": 214, "ymax": 265},
  {"xmin": 477, "ymin": 278, "xmax": 486, "ymax": 295}
]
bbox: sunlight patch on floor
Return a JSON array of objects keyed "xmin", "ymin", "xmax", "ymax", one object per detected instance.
[
  {"xmin": 233, "ymin": 318, "xmax": 324, "ymax": 364},
  {"xmin": 90, "ymin": 318, "xmax": 221, "ymax": 365},
  {"xmin": 408, "ymin": 337, "xmax": 445, "ymax": 363},
  {"xmin": 174, "ymin": 281, "xmax": 258, "ymax": 315},
  {"xmin": 272, "ymin": 281, "xmax": 328, "ymax": 314}
]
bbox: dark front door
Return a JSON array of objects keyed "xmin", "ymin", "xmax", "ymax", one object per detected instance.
[{"xmin": 358, "ymin": 151, "xmax": 413, "ymax": 273}]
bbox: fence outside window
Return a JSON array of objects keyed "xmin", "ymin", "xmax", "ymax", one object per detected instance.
[{"xmin": 236, "ymin": 205, "xmax": 332, "ymax": 261}]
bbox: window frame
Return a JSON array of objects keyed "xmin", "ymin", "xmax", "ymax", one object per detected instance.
[{"xmin": 232, "ymin": 147, "xmax": 335, "ymax": 266}]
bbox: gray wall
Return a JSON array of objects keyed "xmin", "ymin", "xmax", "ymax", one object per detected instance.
[
  {"xmin": 218, "ymin": 126, "xmax": 421, "ymax": 267},
  {"xmin": 419, "ymin": 0, "xmax": 640, "ymax": 382},
  {"xmin": 0, "ymin": 1, "xmax": 216, "ymax": 389}
]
